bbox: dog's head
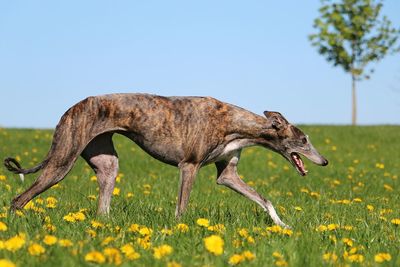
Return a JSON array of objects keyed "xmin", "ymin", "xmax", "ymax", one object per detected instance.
[{"xmin": 261, "ymin": 111, "xmax": 328, "ymax": 176}]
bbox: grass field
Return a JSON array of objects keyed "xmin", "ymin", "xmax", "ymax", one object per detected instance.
[{"xmin": 0, "ymin": 126, "xmax": 399, "ymax": 266}]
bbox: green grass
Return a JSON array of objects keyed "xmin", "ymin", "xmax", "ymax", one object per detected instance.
[{"xmin": 0, "ymin": 126, "xmax": 399, "ymax": 266}]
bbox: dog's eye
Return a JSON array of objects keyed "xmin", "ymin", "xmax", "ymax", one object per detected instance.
[{"xmin": 302, "ymin": 137, "xmax": 307, "ymax": 144}]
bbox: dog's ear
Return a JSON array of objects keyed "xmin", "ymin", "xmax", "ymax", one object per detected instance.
[{"xmin": 263, "ymin": 111, "xmax": 286, "ymax": 130}]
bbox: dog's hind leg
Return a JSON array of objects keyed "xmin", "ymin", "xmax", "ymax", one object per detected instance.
[
  {"xmin": 215, "ymin": 154, "xmax": 290, "ymax": 229},
  {"xmin": 81, "ymin": 132, "xmax": 119, "ymax": 215},
  {"xmin": 10, "ymin": 156, "xmax": 78, "ymax": 211}
]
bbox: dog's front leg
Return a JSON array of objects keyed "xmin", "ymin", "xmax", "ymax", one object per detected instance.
[
  {"xmin": 175, "ymin": 162, "xmax": 200, "ymax": 218},
  {"xmin": 215, "ymin": 155, "xmax": 290, "ymax": 228}
]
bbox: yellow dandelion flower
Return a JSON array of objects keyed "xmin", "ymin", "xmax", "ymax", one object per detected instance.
[
  {"xmin": 353, "ymin": 198, "xmax": 362, "ymax": 203},
  {"xmin": 380, "ymin": 209, "xmax": 393, "ymax": 215},
  {"xmin": 15, "ymin": 210, "xmax": 24, "ymax": 217},
  {"xmin": 0, "ymin": 175, "xmax": 6, "ymax": 181},
  {"xmin": 35, "ymin": 198, "xmax": 44, "ymax": 205},
  {"xmin": 58, "ymin": 239, "xmax": 73, "ymax": 247},
  {"xmin": 85, "ymin": 251, "xmax": 106, "ymax": 264},
  {"xmin": 128, "ymin": 223, "xmax": 140, "ymax": 232},
  {"xmin": 46, "ymin": 197, "xmax": 58, "ymax": 208},
  {"xmin": 167, "ymin": 261, "xmax": 182, "ymax": 267},
  {"xmin": 266, "ymin": 225, "xmax": 283, "ymax": 233},
  {"xmin": 91, "ymin": 220, "xmax": 105, "ymax": 229},
  {"xmin": 316, "ymin": 225, "xmax": 328, "ymax": 232},
  {"xmin": 346, "ymin": 254, "xmax": 364, "ymax": 263},
  {"xmin": 139, "ymin": 226, "xmax": 153, "ymax": 236},
  {"xmin": 204, "ymin": 235, "xmax": 224, "ymax": 256},
  {"xmin": 103, "ymin": 247, "xmax": 122, "ymax": 265},
  {"xmin": 327, "ymin": 224, "xmax": 339, "ymax": 231},
  {"xmin": 101, "ymin": 237, "xmax": 115, "ymax": 246},
  {"xmin": 43, "ymin": 223, "xmax": 56, "ymax": 233},
  {"xmin": 232, "ymin": 239, "xmax": 242, "ymax": 248},
  {"xmin": 282, "ymin": 229, "xmax": 293, "ymax": 236},
  {"xmin": 63, "ymin": 213, "xmax": 75, "ymax": 222},
  {"xmin": 310, "ymin": 192, "xmax": 320, "ymax": 198},
  {"xmin": 73, "ymin": 211, "xmax": 86, "ymax": 221},
  {"xmin": 374, "ymin": 253, "xmax": 391, "ymax": 263},
  {"xmin": 44, "ymin": 216, "xmax": 51, "ymax": 223},
  {"xmin": 121, "ymin": 244, "xmax": 140, "ymax": 260},
  {"xmin": 207, "ymin": 224, "xmax": 226, "ymax": 234},
  {"xmin": 90, "ymin": 176, "xmax": 97, "ymax": 182},
  {"xmin": 300, "ymin": 188, "xmax": 309, "ymax": 194},
  {"xmin": 113, "ymin": 187, "xmax": 120, "ymax": 196},
  {"xmin": 175, "ymin": 223, "xmax": 189, "ymax": 233},
  {"xmin": 391, "ymin": 218, "xmax": 400, "ymax": 225},
  {"xmin": 4, "ymin": 234, "xmax": 26, "ymax": 252},
  {"xmin": 63, "ymin": 211, "xmax": 85, "ymax": 223},
  {"xmin": 342, "ymin": 225, "xmax": 354, "ymax": 231},
  {"xmin": 375, "ymin": 163, "xmax": 384, "ymax": 169},
  {"xmin": 161, "ymin": 228, "xmax": 173, "ymax": 236},
  {"xmin": 342, "ymin": 238, "xmax": 353, "ymax": 247},
  {"xmin": 275, "ymin": 260, "xmax": 288, "ymax": 267},
  {"xmin": 242, "ymin": 250, "xmax": 256, "ymax": 261},
  {"xmin": 126, "ymin": 192, "xmax": 134, "ymax": 198},
  {"xmin": 24, "ymin": 201, "xmax": 35, "ymax": 210},
  {"xmin": 51, "ymin": 184, "xmax": 61, "ymax": 189},
  {"xmin": 86, "ymin": 229, "xmax": 97, "ymax": 238},
  {"xmin": 228, "ymin": 254, "xmax": 245, "ymax": 265},
  {"xmin": 43, "ymin": 235, "xmax": 58, "ymax": 246},
  {"xmin": 294, "ymin": 206, "xmax": 302, "ymax": 211},
  {"xmin": 322, "ymin": 252, "xmax": 338, "ymax": 263},
  {"xmin": 247, "ymin": 236, "xmax": 255, "ymax": 244},
  {"xmin": 0, "ymin": 259, "xmax": 16, "ymax": 267},
  {"xmin": 329, "ymin": 235, "xmax": 337, "ymax": 244},
  {"xmin": 237, "ymin": 228, "xmax": 249, "ymax": 238},
  {"xmin": 272, "ymin": 251, "xmax": 284, "ymax": 259},
  {"xmin": 0, "ymin": 222, "xmax": 7, "ymax": 232},
  {"xmin": 348, "ymin": 247, "xmax": 358, "ymax": 254},
  {"xmin": 153, "ymin": 244, "xmax": 173, "ymax": 259},
  {"xmin": 143, "ymin": 184, "xmax": 151, "ymax": 190},
  {"xmin": 28, "ymin": 243, "xmax": 45, "ymax": 256},
  {"xmin": 196, "ymin": 218, "xmax": 210, "ymax": 227},
  {"xmin": 383, "ymin": 184, "xmax": 393, "ymax": 191},
  {"xmin": 367, "ymin": 205, "xmax": 374, "ymax": 212},
  {"xmin": 137, "ymin": 236, "xmax": 151, "ymax": 250},
  {"xmin": 87, "ymin": 195, "xmax": 96, "ymax": 201}
]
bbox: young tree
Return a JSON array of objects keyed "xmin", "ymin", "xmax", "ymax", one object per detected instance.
[{"xmin": 309, "ymin": 0, "xmax": 399, "ymax": 125}]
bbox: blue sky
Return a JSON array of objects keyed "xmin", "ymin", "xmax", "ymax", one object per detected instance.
[{"xmin": 1, "ymin": 0, "xmax": 399, "ymax": 128}]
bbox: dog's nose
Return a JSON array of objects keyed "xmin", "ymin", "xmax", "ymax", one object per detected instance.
[{"xmin": 321, "ymin": 158, "xmax": 328, "ymax": 166}]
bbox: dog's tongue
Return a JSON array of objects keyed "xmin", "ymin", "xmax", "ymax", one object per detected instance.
[{"xmin": 292, "ymin": 153, "xmax": 307, "ymax": 175}]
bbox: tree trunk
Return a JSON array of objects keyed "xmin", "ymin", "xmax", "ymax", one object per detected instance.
[{"xmin": 351, "ymin": 74, "xmax": 357, "ymax": 126}]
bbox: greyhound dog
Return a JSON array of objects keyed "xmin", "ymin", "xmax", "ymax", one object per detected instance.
[{"xmin": 4, "ymin": 93, "xmax": 328, "ymax": 228}]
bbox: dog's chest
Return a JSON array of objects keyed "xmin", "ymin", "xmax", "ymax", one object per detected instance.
[{"xmin": 213, "ymin": 139, "xmax": 254, "ymax": 162}]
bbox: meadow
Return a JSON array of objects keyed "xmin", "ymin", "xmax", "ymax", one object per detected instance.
[{"xmin": 0, "ymin": 126, "xmax": 399, "ymax": 267}]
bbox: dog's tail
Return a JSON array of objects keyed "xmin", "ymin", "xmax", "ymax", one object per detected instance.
[{"xmin": 4, "ymin": 157, "xmax": 47, "ymax": 182}]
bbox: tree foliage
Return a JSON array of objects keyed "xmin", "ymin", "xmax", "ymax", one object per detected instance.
[{"xmin": 309, "ymin": 0, "xmax": 399, "ymax": 80}]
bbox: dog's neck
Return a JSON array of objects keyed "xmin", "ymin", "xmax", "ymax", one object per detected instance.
[{"xmin": 225, "ymin": 108, "xmax": 276, "ymax": 147}]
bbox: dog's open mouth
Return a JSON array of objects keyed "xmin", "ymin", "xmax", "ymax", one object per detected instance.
[{"xmin": 291, "ymin": 152, "xmax": 308, "ymax": 176}]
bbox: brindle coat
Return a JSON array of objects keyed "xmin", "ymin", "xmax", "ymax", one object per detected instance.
[{"xmin": 4, "ymin": 93, "xmax": 328, "ymax": 228}]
